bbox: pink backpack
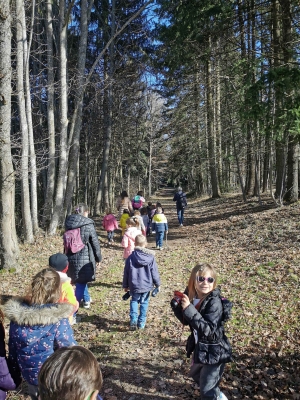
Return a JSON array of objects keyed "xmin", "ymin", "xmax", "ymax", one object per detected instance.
[{"xmin": 63, "ymin": 228, "xmax": 85, "ymax": 254}]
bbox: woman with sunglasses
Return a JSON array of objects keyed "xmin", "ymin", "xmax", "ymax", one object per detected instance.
[{"xmin": 171, "ymin": 263, "xmax": 232, "ymax": 400}]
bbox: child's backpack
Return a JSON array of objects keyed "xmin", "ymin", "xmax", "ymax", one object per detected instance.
[
  {"xmin": 132, "ymin": 195, "xmax": 142, "ymax": 209},
  {"xmin": 63, "ymin": 228, "xmax": 85, "ymax": 254}
]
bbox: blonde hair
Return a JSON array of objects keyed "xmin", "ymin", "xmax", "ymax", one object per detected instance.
[
  {"xmin": 135, "ymin": 234, "xmax": 147, "ymax": 247},
  {"xmin": 26, "ymin": 268, "xmax": 61, "ymax": 305},
  {"xmin": 187, "ymin": 263, "xmax": 217, "ymax": 301},
  {"xmin": 105, "ymin": 208, "xmax": 112, "ymax": 215},
  {"xmin": 74, "ymin": 203, "xmax": 89, "ymax": 215},
  {"xmin": 133, "ymin": 210, "xmax": 141, "ymax": 216},
  {"xmin": 126, "ymin": 217, "xmax": 140, "ymax": 229}
]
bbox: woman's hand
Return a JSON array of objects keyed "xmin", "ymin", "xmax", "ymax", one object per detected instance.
[{"xmin": 181, "ymin": 293, "xmax": 190, "ymax": 310}]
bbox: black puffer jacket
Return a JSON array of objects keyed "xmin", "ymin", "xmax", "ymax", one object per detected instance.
[
  {"xmin": 172, "ymin": 288, "xmax": 232, "ymax": 365},
  {"xmin": 65, "ymin": 214, "xmax": 102, "ymax": 284}
]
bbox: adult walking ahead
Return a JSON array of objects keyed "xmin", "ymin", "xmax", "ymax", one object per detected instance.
[
  {"xmin": 64, "ymin": 203, "xmax": 102, "ymax": 310},
  {"xmin": 173, "ymin": 186, "xmax": 187, "ymax": 226},
  {"xmin": 116, "ymin": 190, "xmax": 133, "ymax": 218}
]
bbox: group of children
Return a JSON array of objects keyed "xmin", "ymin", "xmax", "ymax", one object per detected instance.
[
  {"xmin": 102, "ymin": 201, "xmax": 169, "ymax": 252},
  {"xmin": 0, "ymin": 258, "xmax": 103, "ymax": 400}
]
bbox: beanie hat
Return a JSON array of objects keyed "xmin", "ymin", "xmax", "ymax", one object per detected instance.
[{"xmin": 49, "ymin": 253, "xmax": 68, "ymax": 271}]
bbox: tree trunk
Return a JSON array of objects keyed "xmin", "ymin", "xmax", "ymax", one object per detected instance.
[
  {"xmin": 94, "ymin": 0, "xmax": 115, "ymax": 215},
  {"xmin": 63, "ymin": 0, "xmax": 94, "ymax": 214},
  {"xmin": 16, "ymin": 0, "xmax": 34, "ymax": 243},
  {"xmin": 49, "ymin": 0, "xmax": 69, "ymax": 234},
  {"xmin": 206, "ymin": 56, "xmax": 220, "ymax": 199},
  {"xmin": 0, "ymin": 0, "xmax": 20, "ymax": 269},
  {"xmin": 42, "ymin": 0, "xmax": 56, "ymax": 228}
]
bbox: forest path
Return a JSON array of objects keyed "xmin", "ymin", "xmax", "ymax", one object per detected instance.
[{"xmin": 3, "ymin": 193, "xmax": 300, "ymax": 400}]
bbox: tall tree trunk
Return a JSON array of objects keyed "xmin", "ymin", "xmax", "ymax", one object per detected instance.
[
  {"xmin": 16, "ymin": 0, "xmax": 34, "ymax": 242},
  {"xmin": 49, "ymin": 0, "xmax": 69, "ymax": 234},
  {"xmin": 22, "ymin": 0, "xmax": 39, "ymax": 234},
  {"xmin": 0, "ymin": 0, "xmax": 20, "ymax": 269},
  {"xmin": 64, "ymin": 0, "xmax": 94, "ymax": 214},
  {"xmin": 206, "ymin": 56, "xmax": 220, "ymax": 199},
  {"xmin": 42, "ymin": 0, "xmax": 56, "ymax": 228},
  {"xmin": 94, "ymin": 0, "xmax": 115, "ymax": 215}
]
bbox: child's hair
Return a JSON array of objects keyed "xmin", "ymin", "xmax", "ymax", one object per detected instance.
[
  {"xmin": 121, "ymin": 190, "xmax": 128, "ymax": 199},
  {"xmin": 135, "ymin": 234, "xmax": 147, "ymax": 247},
  {"xmin": 38, "ymin": 345, "xmax": 103, "ymax": 400},
  {"xmin": 140, "ymin": 207, "xmax": 147, "ymax": 215},
  {"xmin": 25, "ymin": 268, "xmax": 61, "ymax": 305},
  {"xmin": 187, "ymin": 263, "xmax": 217, "ymax": 302},
  {"xmin": 148, "ymin": 202, "xmax": 152, "ymax": 206},
  {"xmin": 105, "ymin": 208, "xmax": 112, "ymax": 215},
  {"xmin": 123, "ymin": 209, "xmax": 129, "ymax": 214},
  {"xmin": 156, "ymin": 202, "xmax": 162, "ymax": 208},
  {"xmin": 156, "ymin": 207, "xmax": 162, "ymax": 214},
  {"xmin": 126, "ymin": 217, "xmax": 140, "ymax": 228},
  {"xmin": 133, "ymin": 210, "xmax": 141, "ymax": 216},
  {"xmin": 74, "ymin": 203, "xmax": 89, "ymax": 215},
  {"xmin": 137, "ymin": 190, "xmax": 143, "ymax": 196}
]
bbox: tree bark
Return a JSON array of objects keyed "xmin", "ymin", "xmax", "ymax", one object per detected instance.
[
  {"xmin": 0, "ymin": 0, "xmax": 20, "ymax": 269},
  {"xmin": 16, "ymin": 0, "xmax": 34, "ymax": 242}
]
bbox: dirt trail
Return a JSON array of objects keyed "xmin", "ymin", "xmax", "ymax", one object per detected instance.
[{"xmin": 3, "ymin": 192, "xmax": 300, "ymax": 400}]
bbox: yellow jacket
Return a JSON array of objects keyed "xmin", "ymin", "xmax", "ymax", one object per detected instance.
[
  {"xmin": 58, "ymin": 272, "xmax": 79, "ymax": 323},
  {"xmin": 120, "ymin": 213, "xmax": 130, "ymax": 229}
]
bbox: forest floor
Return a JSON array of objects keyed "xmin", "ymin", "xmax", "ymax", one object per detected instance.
[{"xmin": 2, "ymin": 189, "xmax": 300, "ymax": 400}]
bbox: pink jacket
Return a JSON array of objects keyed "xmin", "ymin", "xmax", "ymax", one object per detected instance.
[
  {"xmin": 121, "ymin": 227, "xmax": 142, "ymax": 259},
  {"xmin": 102, "ymin": 214, "xmax": 118, "ymax": 232}
]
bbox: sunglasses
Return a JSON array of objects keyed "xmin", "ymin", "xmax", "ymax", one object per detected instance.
[{"xmin": 196, "ymin": 276, "xmax": 215, "ymax": 283}]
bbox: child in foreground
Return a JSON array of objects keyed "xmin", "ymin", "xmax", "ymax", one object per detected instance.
[
  {"xmin": 121, "ymin": 217, "xmax": 142, "ymax": 260},
  {"xmin": 38, "ymin": 345, "xmax": 103, "ymax": 400},
  {"xmin": 102, "ymin": 209, "xmax": 118, "ymax": 244},
  {"xmin": 171, "ymin": 263, "xmax": 232, "ymax": 400},
  {"xmin": 123, "ymin": 235, "xmax": 160, "ymax": 330},
  {"xmin": 3, "ymin": 268, "xmax": 76, "ymax": 400},
  {"xmin": 152, "ymin": 206, "xmax": 168, "ymax": 250},
  {"xmin": 120, "ymin": 209, "xmax": 130, "ymax": 237},
  {"xmin": 49, "ymin": 253, "xmax": 79, "ymax": 324}
]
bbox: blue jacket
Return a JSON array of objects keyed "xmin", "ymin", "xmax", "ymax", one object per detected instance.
[
  {"xmin": 152, "ymin": 213, "xmax": 168, "ymax": 233},
  {"xmin": 3, "ymin": 299, "xmax": 77, "ymax": 386},
  {"xmin": 123, "ymin": 247, "xmax": 160, "ymax": 293}
]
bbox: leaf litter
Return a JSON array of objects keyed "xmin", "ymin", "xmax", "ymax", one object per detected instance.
[{"xmin": 1, "ymin": 192, "xmax": 299, "ymax": 399}]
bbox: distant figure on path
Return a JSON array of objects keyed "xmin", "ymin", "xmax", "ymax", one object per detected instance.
[
  {"xmin": 102, "ymin": 209, "xmax": 118, "ymax": 244},
  {"xmin": 131, "ymin": 191, "xmax": 145, "ymax": 211},
  {"xmin": 173, "ymin": 186, "xmax": 187, "ymax": 226},
  {"xmin": 116, "ymin": 191, "xmax": 133, "ymax": 218},
  {"xmin": 152, "ymin": 207, "xmax": 168, "ymax": 250}
]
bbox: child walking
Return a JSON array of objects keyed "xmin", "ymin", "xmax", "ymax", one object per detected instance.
[
  {"xmin": 102, "ymin": 209, "xmax": 118, "ymax": 244},
  {"xmin": 152, "ymin": 206, "xmax": 168, "ymax": 250},
  {"xmin": 121, "ymin": 217, "xmax": 142, "ymax": 260},
  {"xmin": 141, "ymin": 207, "xmax": 150, "ymax": 236},
  {"xmin": 171, "ymin": 263, "xmax": 232, "ymax": 400},
  {"xmin": 133, "ymin": 209, "xmax": 146, "ymax": 236},
  {"xmin": 123, "ymin": 235, "xmax": 160, "ymax": 330},
  {"xmin": 120, "ymin": 209, "xmax": 130, "ymax": 237},
  {"xmin": 0, "ymin": 308, "xmax": 18, "ymax": 400},
  {"xmin": 38, "ymin": 346, "xmax": 103, "ymax": 400},
  {"xmin": 49, "ymin": 253, "xmax": 79, "ymax": 324},
  {"xmin": 3, "ymin": 268, "xmax": 77, "ymax": 400}
]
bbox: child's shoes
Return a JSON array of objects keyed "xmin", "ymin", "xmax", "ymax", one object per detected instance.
[{"xmin": 130, "ymin": 321, "xmax": 137, "ymax": 331}]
